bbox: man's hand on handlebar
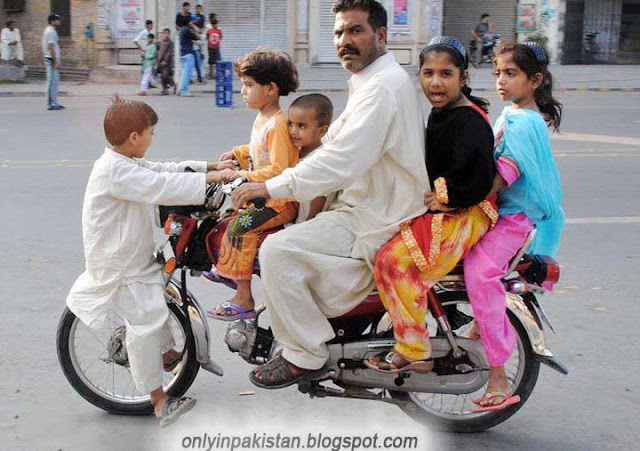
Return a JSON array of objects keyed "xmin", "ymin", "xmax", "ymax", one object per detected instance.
[
  {"xmin": 219, "ymin": 151, "xmax": 234, "ymax": 161},
  {"xmin": 232, "ymin": 182, "xmax": 271, "ymax": 208},
  {"xmin": 208, "ymin": 160, "xmax": 236, "ymax": 171},
  {"xmin": 205, "ymin": 171, "xmax": 224, "ymax": 184},
  {"xmin": 219, "ymin": 169, "xmax": 241, "ymax": 182}
]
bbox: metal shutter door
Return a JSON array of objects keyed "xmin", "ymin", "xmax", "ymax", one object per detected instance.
[
  {"xmin": 317, "ymin": 0, "xmax": 339, "ymax": 63},
  {"xmin": 443, "ymin": 0, "xmax": 517, "ymax": 49},
  {"xmin": 199, "ymin": 1, "xmax": 289, "ymax": 62}
]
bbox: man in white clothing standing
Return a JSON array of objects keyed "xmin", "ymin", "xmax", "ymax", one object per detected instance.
[
  {"xmin": 232, "ymin": 0, "xmax": 429, "ymax": 388},
  {"xmin": 1, "ymin": 20, "xmax": 24, "ymax": 65}
]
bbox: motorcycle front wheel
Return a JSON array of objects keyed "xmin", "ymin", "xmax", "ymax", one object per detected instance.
[
  {"xmin": 389, "ymin": 297, "xmax": 540, "ymax": 433},
  {"xmin": 56, "ymin": 300, "xmax": 199, "ymax": 415}
]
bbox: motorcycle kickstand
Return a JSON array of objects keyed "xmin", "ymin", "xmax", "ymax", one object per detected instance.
[{"xmin": 298, "ymin": 381, "xmax": 417, "ymax": 410}]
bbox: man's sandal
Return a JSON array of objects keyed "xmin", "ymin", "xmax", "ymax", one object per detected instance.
[
  {"xmin": 249, "ymin": 355, "xmax": 326, "ymax": 389},
  {"xmin": 471, "ymin": 391, "xmax": 521, "ymax": 413},
  {"xmin": 158, "ymin": 396, "xmax": 196, "ymax": 428},
  {"xmin": 364, "ymin": 350, "xmax": 434, "ymax": 374},
  {"xmin": 163, "ymin": 351, "xmax": 183, "ymax": 372}
]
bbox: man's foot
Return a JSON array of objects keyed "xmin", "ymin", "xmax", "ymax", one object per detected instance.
[
  {"xmin": 467, "ymin": 321, "xmax": 481, "ymax": 340},
  {"xmin": 154, "ymin": 396, "xmax": 196, "ymax": 428},
  {"xmin": 364, "ymin": 349, "xmax": 433, "ymax": 374},
  {"xmin": 249, "ymin": 355, "xmax": 325, "ymax": 389},
  {"xmin": 48, "ymin": 105, "xmax": 65, "ymax": 111},
  {"xmin": 162, "ymin": 349, "xmax": 183, "ymax": 372},
  {"xmin": 137, "ymin": 90, "xmax": 147, "ymax": 96},
  {"xmin": 472, "ymin": 366, "xmax": 520, "ymax": 412},
  {"xmin": 161, "ymin": 89, "xmax": 169, "ymax": 95}
]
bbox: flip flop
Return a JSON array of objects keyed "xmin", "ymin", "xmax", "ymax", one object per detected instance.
[
  {"xmin": 158, "ymin": 396, "xmax": 196, "ymax": 428},
  {"xmin": 471, "ymin": 392, "xmax": 521, "ymax": 413},
  {"xmin": 201, "ymin": 271, "xmax": 238, "ymax": 290},
  {"xmin": 207, "ymin": 301, "xmax": 257, "ymax": 322}
]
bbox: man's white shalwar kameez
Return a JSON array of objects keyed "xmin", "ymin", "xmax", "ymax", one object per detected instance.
[
  {"xmin": 261, "ymin": 53, "xmax": 430, "ymax": 370},
  {"xmin": 66, "ymin": 148, "xmax": 207, "ymax": 392},
  {"xmin": 0, "ymin": 27, "xmax": 24, "ymax": 62}
]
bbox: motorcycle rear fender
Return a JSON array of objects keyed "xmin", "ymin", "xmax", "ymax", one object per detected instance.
[
  {"xmin": 166, "ymin": 279, "xmax": 223, "ymax": 376},
  {"xmin": 506, "ymin": 292, "xmax": 568, "ymax": 375}
]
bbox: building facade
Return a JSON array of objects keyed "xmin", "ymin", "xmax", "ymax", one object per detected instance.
[{"xmin": 1, "ymin": 0, "xmax": 638, "ymax": 68}]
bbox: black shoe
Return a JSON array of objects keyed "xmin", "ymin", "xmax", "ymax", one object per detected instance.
[{"xmin": 56, "ymin": 105, "xmax": 66, "ymax": 110}]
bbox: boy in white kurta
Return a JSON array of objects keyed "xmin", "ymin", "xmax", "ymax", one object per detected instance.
[{"xmin": 66, "ymin": 95, "xmax": 230, "ymax": 426}]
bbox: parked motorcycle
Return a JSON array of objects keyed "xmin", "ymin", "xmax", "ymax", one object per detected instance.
[
  {"xmin": 57, "ymin": 177, "xmax": 567, "ymax": 432},
  {"xmin": 469, "ymin": 33, "xmax": 502, "ymax": 67}
]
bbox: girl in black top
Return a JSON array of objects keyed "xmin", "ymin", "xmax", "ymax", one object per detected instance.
[{"xmin": 366, "ymin": 37, "xmax": 498, "ymax": 374}]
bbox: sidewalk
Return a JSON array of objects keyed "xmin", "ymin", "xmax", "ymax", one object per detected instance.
[{"xmin": 1, "ymin": 64, "xmax": 638, "ymax": 98}]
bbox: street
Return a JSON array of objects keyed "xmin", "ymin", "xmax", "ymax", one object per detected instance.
[{"xmin": 1, "ymin": 87, "xmax": 640, "ymax": 450}]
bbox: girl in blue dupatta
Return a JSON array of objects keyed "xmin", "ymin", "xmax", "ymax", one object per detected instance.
[{"xmin": 464, "ymin": 42, "xmax": 564, "ymax": 412}]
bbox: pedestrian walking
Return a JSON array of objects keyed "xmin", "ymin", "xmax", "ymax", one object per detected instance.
[
  {"xmin": 137, "ymin": 33, "xmax": 157, "ymax": 96},
  {"xmin": 1, "ymin": 20, "xmax": 24, "ymax": 66},
  {"xmin": 133, "ymin": 20, "xmax": 157, "ymax": 88},
  {"xmin": 42, "ymin": 13, "xmax": 64, "ymax": 111},
  {"xmin": 177, "ymin": 15, "xmax": 200, "ymax": 96},
  {"xmin": 157, "ymin": 28, "xmax": 176, "ymax": 95},
  {"xmin": 206, "ymin": 16, "xmax": 222, "ymax": 79}
]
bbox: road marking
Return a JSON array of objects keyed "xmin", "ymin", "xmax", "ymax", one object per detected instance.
[
  {"xmin": 566, "ymin": 216, "xmax": 640, "ymax": 224},
  {"xmin": 552, "ymin": 132, "xmax": 640, "ymax": 146}
]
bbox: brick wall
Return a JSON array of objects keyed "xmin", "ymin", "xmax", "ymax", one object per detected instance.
[{"xmin": 2, "ymin": 0, "xmax": 98, "ymax": 67}]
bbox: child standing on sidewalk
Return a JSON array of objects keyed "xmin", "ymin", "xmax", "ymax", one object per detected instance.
[
  {"xmin": 138, "ymin": 33, "xmax": 157, "ymax": 95},
  {"xmin": 206, "ymin": 16, "xmax": 222, "ymax": 80},
  {"xmin": 206, "ymin": 48, "xmax": 299, "ymax": 322},
  {"xmin": 66, "ymin": 95, "xmax": 229, "ymax": 427}
]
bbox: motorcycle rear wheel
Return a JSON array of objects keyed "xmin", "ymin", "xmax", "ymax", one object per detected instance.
[
  {"xmin": 56, "ymin": 301, "xmax": 199, "ymax": 415},
  {"xmin": 389, "ymin": 298, "xmax": 540, "ymax": 433}
]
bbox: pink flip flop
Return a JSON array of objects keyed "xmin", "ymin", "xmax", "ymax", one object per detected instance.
[{"xmin": 471, "ymin": 392, "xmax": 521, "ymax": 413}]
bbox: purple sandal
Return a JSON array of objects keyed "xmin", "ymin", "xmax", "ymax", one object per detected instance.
[
  {"xmin": 207, "ymin": 301, "xmax": 257, "ymax": 322},
  {"xmin": 202, "ymin": 271, "xmax": 238, "ymax": 290}
]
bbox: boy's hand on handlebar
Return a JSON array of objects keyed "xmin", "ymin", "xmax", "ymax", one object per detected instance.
[
  {"xmin": 219, "ymin": 151, "xmax": 234, "ymax": 161},
  {"xmin": 424, "ymin": 192, "xmax": 454, "ymax": 212},
  {"xmin": 232, "ymin": 182, "xmax": 271, "ymax": 208},
  {"xmin": 219, "ymin": 169, "xmax": 241, "ymax": 182}
]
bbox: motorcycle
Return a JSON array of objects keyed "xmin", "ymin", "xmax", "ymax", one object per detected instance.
[
  {"xmin": 469, "ymin": 33, "xmax": 502, "ymax": 67},
  {"xmin": 57, "ymin": 177, "xmax": 567, "ymax": 432}
]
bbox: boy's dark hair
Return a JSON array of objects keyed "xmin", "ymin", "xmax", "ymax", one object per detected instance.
[
  {"xmin": 331, "ymin": 0, "xmax": 387, "ymax": 30},
  {"xmin": 148, "ymin": 33, "xmax": 154, "ymax": 39},
  {"xmin": 234, "ymin": 47, "xmax": 299, "ymax": 96},
  {"xmin": 481, "ymin": 13, "xmax": 490, "ymax": 19},
  {"xmin": 163, "ymin": 28, "xmax": 171, "ymax": 33},
  {"xmin": 182, "ymin": 2, "xmax": 190, "ymax": 6},
  {"xmin": 145, "ymin": 19, "xmax": 153, "ymax": 25},
  {"xmin": 291, "ymin": 94, "xmax": 334, "ymax": 127},
  {"xmin": 6, "ymin": 20, "xmax": 15, "ymax": 27},
  {"xmin": 104, "ymin": 94, "xmax": 158, "ymax": 146},
  {"xmin": 495, "ymin": 42, "xmax": 563, "ymax": 131},
  {"xmin": 196, "ymin": 4, "xmax": 202, "ymax": 8},
  {"xmin": 211, "ymin": 19, "xmax": 218, "ymax": 26}
]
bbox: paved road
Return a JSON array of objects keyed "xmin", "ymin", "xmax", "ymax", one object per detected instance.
[{"xmin": 1, "ymin": 90, "xmax": 639, "ymax": 450}]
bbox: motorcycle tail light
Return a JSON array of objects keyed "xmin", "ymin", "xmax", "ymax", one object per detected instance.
[{"xmin": 520, "ymin": 255, "xmax": 561, "ymax": 285}]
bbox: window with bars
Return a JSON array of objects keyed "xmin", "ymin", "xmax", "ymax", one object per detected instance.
[
  {"xmin": 51, "ymin": 0, "xmax": 71, "ymax": 37},
  {"xmin": 5, "ymin": 0, "xmax": 26, "ymax": 12}
]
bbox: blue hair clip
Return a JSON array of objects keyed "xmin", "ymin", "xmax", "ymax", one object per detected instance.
[
  {"xmin": 423, "ymin": 36, "xmax": 467, "ymax": 63},
  {"xmin": 522, "ymin": 42, "xmax": 548, "ymax": 63}
]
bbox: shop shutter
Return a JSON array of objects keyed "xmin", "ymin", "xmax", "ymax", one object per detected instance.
[
  {"xmin": 442, "ymin": 0, "xmax": 517, "ymax": 51},
  {"xmin": 316, "ymin": 0, "xmax": 339, "ymax": 63},
  {"xmin": 199, "ymin": 0, "xmax": 289, "ymax": 63}
]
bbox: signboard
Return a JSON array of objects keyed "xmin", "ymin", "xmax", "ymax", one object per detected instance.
[
  {"xmin": 517, "ymin": 3, "xmax": 537, "ymax": 33},
  {"xmin": 392, "ymin": 0, "xmax": 410, "ymax": 30},
  {"xmin": 115, "ymin": 0, "xmax": 144, "ymax": 38}
]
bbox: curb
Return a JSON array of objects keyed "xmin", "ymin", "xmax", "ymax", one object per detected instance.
[{"xmin": 1, "ymin": 87, "xmax": 639, "ymax": 97}]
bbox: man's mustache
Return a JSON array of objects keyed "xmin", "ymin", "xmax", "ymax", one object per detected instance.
[{"xmin": 339, "ymin": 46, "xmax": 360, "ymax": 57}]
